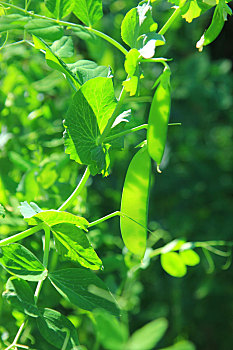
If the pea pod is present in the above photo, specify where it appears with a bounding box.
[147,68,171,172]
[120,145,151,258]
[196,0,232,51]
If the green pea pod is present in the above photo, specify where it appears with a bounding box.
[196,0,232,51]
[120,145,151,258]
[147,68,171,172]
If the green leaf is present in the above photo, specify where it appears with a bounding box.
[126,318,168,350]
[52,223,102,270]
[120,145,151,258]
[125,49,140,77]
[25,19,64,41]
[2,277,39,317]
[180,249,200,266]
[37,308,79,350]
[64,77,116,176]
[123,76,139,96]
[0,204,5,218]
[94,309,128,350]
[0,243,47,281]
[45,0,74,19]
[121,2,158,48]
[147,68,171,170]
[196,0,232,51]
[73,0,103,26]
[161,252,187,278]
[159,340,196,350]
[25,209,89,229]
[0,14,29,32]
[19,201,42,219]
[72,25,95,40]
[67,60,111,85]
[50,36,74,58]
[49,268,120,316]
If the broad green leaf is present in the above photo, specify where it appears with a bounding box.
[52,223,102,270]
[68,60,111,85]
[0,14,29,32]
[125,49,140,76]
[72,25,95,40]
[49,268,120,316]
[19,201,42,219]
[25,209,89,229]
[159,340,196,350]
[120,145,151,258]
[180,249,200,266]
[25,19,64,41]
[0,203,5,218]
[123,76,138,96]
[196,0,232,51]
[94,310,128,350]
[161,252,187,278]
[73,0,103,26]
[37,308,79,349]
[0,243,47,281]
[51,36,74,58]
[182,0,202,22]
[3,277,39,317]
[126,318,168,350]
[64,77,116,176]
[121,2,158,48]
[45,0,74,19]
[147,68,171,170]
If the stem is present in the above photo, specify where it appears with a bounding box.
[58,166,91,211]
[5,321,28,350]
[0,1,128,55]
[158,7,181,36]
[34,280,43,303]
[0,223,44,246]
[140,57,172,63]
[43,225,50,267]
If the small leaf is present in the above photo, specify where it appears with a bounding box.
[25,19,64,41]
[3,277,39,317]
[126,318,168,350]
[73,0,103,26]
[68,59,111,85]
[120,145,151,258]
[123,76,138,96]
[0,243,47,281]
[49,268,120,316]
[72,25,95,40]
[0,203,5,218]
[160,340,196,350]
[125,49,140,76]
[0,14,29,32]
[180,249,200,266]
[161,252,187,278]
[19,201,42,219]
[51,36,74,58]
[45,0,74,19]
[37,308,79,350]
[52,223,102,270]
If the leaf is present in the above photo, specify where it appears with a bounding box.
[180,249,200,266]
[0,243,47,281]
[51,36,74,58]
[182,0,202,23]
[94,309,128,350]
[2,277,39,317]
[126,318,168,350]
[37,308,79,350]
[0,14,29,32]
[125,49,140,76]
[0,203,5,218]
[121,2,158,48]
[68,59,111,85]
[120,145,151,258]
[72,25,95,40]
[19,201,42,219]
[123,76,139,96]
[45,0,74,19]
[49,268,120,316]
[161,252,187,278]
[64,77,116,176]
[73,0,103,26]
[52,223,102,270]
[159,340,196,350]
[25,19,64,41]
[138,32,165,59]
[25,209,89,229]
[147,68,171,170]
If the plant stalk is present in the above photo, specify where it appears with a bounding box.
[158,7,181,36]
[0,223,44,246]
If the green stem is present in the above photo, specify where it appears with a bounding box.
[158,7,181,36]
[0,1,127,55]
[58,166,91,211]
[5,320,28,350]
[140,57,172,63]
[43,225,50,267]
[0,223,44,246]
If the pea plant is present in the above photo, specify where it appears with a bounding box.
[0,0,232,349]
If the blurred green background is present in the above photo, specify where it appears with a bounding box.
[0,0,232,349]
